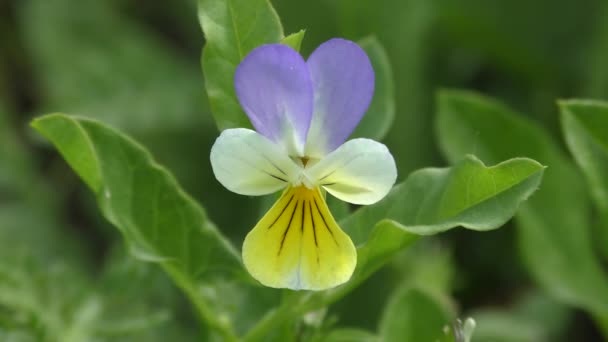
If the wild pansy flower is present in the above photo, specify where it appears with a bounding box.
[210,38,397,291]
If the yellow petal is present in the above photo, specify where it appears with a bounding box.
[242,186,357,290]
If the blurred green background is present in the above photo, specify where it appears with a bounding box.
[1,0,607,340]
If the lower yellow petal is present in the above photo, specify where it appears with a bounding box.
[242,186,357,290]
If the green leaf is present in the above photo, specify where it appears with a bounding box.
[470,292,571,342]
[379,286,454,342]
[436,90,608,319]
[31,113,245,341]
[281,30,306,51]
[471,311,544,342]
[352,36,395,141]
[243,156,542,341]
[344,155,544,243]
[199,0,284,130]
[560,100,608,259]
[560,100,608,214]
[436,0,592,86]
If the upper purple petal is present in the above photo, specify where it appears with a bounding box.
[234,44,313,155]
[304,38,375,157]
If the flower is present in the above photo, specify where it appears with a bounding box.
[210,38,397,291]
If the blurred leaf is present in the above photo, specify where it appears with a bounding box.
[321,328,379,342]
[390,241,455,295]
[560,100,608,210]
[0,231,195,342]
[0,329,36,342]
[20,0,205,133]
[471,311,544,342]
[31,113,246,340]
[436,90,608,321]
[0,110,53,209]
[436,0,596,86]
[199,0,284,130]
[560,100,608,259]
[583,3,608,98]
[281,30,306,51]
[0,222,112,342]
[0,255,98,342]
[468,292,570,342]
[352,36,395,141]
[244,156,542,340]
[379,286,453,342]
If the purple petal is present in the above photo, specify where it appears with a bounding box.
[305,38,375,157]
[234,44,313,155]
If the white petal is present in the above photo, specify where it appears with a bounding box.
[210,128,302,196]
[305,138,397,205]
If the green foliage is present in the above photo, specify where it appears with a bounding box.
[470,292,570,342]
[30,112,541,340]
[379,287,453,342]
[31,114,251,341]
[241,156,542,340]
[437,90,608,324]
[199,0,284,130]
[560,100,608,241]
[561,100,608,262]
[20,0,204,133]
[1,108,197,341]
[344,156,543,242]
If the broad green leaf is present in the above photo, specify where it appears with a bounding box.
[20,0,205,133]
[243,156,542,340]
[31,114,245,340]
[199,0,284,130]
[281,30,306,51]
[0,256,98,342]
[352,36,395,141]
[379,286,454,342]
[436,90,608,319]
[321,328,379,342]
[560,100,608,259]
[343,155,544,243]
